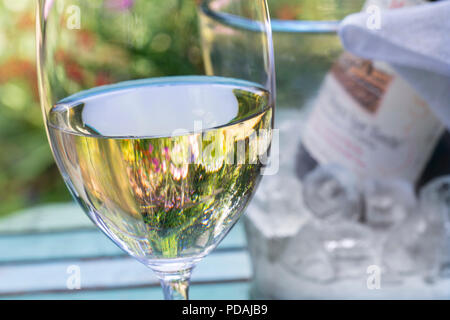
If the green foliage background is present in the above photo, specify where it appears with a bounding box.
[0,0,202,217]
[0,1,65,216]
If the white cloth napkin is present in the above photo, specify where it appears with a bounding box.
[338,0,450,128]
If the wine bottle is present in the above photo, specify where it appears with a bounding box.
[296,0,445,187]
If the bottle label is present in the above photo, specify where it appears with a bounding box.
[302,53,444,182]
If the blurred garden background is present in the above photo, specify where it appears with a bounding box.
[0,0,202,217]
[0,0,354,218]
[0,0,59,217]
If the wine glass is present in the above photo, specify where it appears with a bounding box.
[36,0,275,300]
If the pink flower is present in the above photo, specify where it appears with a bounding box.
[152,158,160,172]
[163,147,170,161]
[44,0,55,19]
[105,0,135,11]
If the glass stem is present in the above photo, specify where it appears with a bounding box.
[156,268,192,300]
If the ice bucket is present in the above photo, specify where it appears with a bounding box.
[199,0,450,299]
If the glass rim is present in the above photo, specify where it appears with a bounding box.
[50,76,273,140]
[200,1,340,34]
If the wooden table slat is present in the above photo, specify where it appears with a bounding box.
[0,204,94,234]
[2,281,251,300]
[0,203,252,300]
[0,249,251,296]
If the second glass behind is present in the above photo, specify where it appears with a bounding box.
[201,0,450,299]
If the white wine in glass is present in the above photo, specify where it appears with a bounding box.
[36,0,275,300]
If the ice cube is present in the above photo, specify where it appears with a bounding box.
[245,172,307,263]
[420,175,450,233]
[319,222,377,278]
[382,210,445,277]
[244,214,292,263]
[253,172,304,229]
[270,114,305,174]
[280,223,335,283]
[363,179,416,229]
[319,222,375,260]
[302,164,362,223]
[420,176,450,278]
[438,239,450,279]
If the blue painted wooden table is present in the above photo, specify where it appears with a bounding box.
[0,203,252,300]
